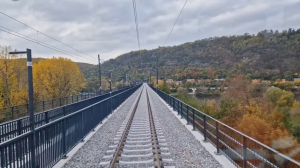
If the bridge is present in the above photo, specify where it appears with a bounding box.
[0,84,300,168]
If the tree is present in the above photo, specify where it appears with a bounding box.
[294,80,300,86]
[264,87,294,108]
[33,57,86,100]
[236,114,289,146]
[0,46,27,107]
[291,100,300,116]
[222,74,252,106]
[284,71,294,81]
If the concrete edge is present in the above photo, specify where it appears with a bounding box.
[53,86,143,168]
[147,86,236,168]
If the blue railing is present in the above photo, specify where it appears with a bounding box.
[0,85,135,143]
[149,85,300,168]
[0,84,141,168]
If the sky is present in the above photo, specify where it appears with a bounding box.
[0,0,300,64]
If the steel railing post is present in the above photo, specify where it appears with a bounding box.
[243,136,247,167]
[92,106,96,131]
[17,119,22,135]
[173,97,175,110]
[186,105,189,125]
[215,122,221,155]
[81,110,85,142]
[180,102,183,118]
[62,106,67,158]
[192,108,195,130]
[45,111,49,123]
[203,115,207,142]
[177,100,180,115]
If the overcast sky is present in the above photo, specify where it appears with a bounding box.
[0,0,300,64]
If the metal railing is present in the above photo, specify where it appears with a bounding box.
[0,84,141,168]
[0,85,135,143]
[0,87,125,123]
[149,85,300,168]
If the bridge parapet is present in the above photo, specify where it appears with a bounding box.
[149,84,300,168]
[0,84,141,168]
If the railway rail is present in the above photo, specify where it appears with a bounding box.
[100,86,174,168]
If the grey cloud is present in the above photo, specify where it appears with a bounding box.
[0,0,300,64]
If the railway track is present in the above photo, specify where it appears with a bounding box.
[100,86,174,168]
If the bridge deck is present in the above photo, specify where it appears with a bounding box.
[56,84,231,168]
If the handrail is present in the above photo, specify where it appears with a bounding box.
[0,84,142,168]
[149,84,300,167]
[0,86,126,123]
[0,85,136,143]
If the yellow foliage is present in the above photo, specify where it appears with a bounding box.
[158,80,164,89]
[0,46,27,107]
[294,80,300,86]
[236,114,290,146]
[291,100,300,116]
[33,57,86,100]
[150,76,164,88]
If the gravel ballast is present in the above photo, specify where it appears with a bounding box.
[62,87,142,168]
[147,85,223,168]
[62,84,223,168]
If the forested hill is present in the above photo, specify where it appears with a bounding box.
[100,28,300,81]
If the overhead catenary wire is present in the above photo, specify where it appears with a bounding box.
[0,12,95,60]
[163,0,188,45]
[0,26,88,62]
[131,0,142,68]
[0,28,88,62]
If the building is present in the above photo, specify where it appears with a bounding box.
[186,79,195,83]
[214,79,225,82]
[166,79,174,83]
[252,79,260,83]
[175,81,183,85]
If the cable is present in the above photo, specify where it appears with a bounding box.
[0,28,88,62]
[163,0,187,45]
[0,25,88,61]
[132,0,141,68]
[0,12,95,60]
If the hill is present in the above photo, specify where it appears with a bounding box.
[83,28,300,82]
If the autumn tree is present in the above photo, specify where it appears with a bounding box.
[222,74,252,106]
[33,57,86,100]
[236,114,290,146]
[0,46,27,107]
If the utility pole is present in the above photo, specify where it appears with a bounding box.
[98,54,101,95]
[109,70,112,113]
[156,55,158,93]
[9,49,35,168]
[125,72,128,86]
[109,71,112,92]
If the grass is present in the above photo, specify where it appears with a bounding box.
[291,115,300,127]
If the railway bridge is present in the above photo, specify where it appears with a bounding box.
[0,84,300,168]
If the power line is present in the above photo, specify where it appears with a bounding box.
[132,0,142,67]
[0,12,95,60]
[0,25,88,62]
[0,28,88,62]
[163,0,188,45]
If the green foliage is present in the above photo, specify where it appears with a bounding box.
[264,87,294,108]
[160,83,170,94]
[80,28,300,82]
